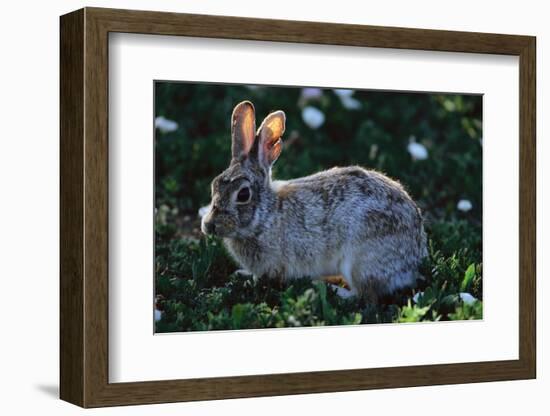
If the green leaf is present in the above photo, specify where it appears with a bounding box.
[461,263,476,292]
[397,300,431,323]
[231,304,245,329]
[449,300,483,320]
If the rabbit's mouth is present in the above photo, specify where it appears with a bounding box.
[201,217,235,238]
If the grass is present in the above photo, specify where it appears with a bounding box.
[155,214,482,332]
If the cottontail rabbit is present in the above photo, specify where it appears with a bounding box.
[201,101,427,301]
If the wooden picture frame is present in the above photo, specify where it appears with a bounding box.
[60,7,536,408]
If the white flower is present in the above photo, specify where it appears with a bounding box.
[302,106,325,129]
[154,308,163,322]
[333,89,354,98]
[198,205,211,218]
[340,96,362,110]
[407,140,428,161]
[459,292,478,305]
[155,116,178,133]
[457,199,473,212]
[301,87,323,100]
[414,291,478,306]
[333,89,362,110]
[287,315,301,327]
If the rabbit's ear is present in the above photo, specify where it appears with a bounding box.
[257,110,285,168]
[231,101,256,160]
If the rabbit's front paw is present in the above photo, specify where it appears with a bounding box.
[235,268,253,277]
[234,268,260,283]
[332,285,358,299]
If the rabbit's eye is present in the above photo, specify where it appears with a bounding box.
[236,187,251,204]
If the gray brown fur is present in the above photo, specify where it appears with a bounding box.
[201,101,428,300]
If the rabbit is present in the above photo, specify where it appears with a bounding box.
[201,100,428,301]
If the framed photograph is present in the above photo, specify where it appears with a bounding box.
[60,7,536,408]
